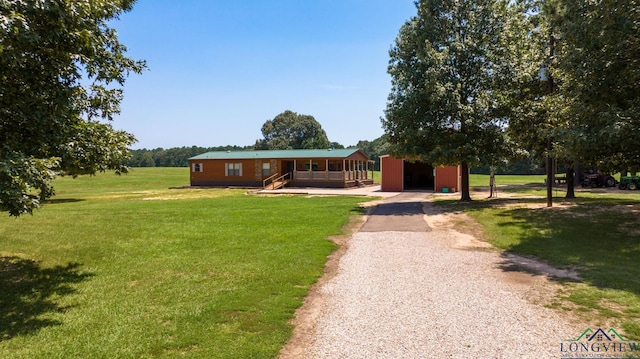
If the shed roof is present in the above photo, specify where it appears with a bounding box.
[189,148,367,160]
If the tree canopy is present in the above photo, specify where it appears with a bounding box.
[552,0,640,173]
[0,0,145,216]
[255,110,331,150]
[506,0,640,199]
[383,0,518,200]
[385,0,640,201]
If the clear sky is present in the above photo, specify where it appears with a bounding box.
[111,0,417,149]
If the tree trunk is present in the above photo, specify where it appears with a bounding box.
[460,161,472,201]
[565,164,575,199]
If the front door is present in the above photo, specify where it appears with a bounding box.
[283,161,294,176]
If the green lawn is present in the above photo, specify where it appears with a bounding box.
[373,170,380,184]
[469,173,546,187]
[0,168,370,358]
[434,188,640,340]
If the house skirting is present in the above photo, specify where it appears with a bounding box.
[190,178,374,188]
[190,180,261,187]
[290,179,374,188]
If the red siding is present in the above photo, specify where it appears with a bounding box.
[380,155,461,193]
[435,166,461,192]
[381,156,404,192]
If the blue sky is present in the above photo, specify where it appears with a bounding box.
[112,0,417,149]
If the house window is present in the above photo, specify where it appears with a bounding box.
[225,163,242,177]
[328,161,342,171]
[304,162,319,171]
[262,162,270,177]
[192,163,203,172]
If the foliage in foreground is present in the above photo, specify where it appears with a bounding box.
[0,168,368,358]
[0,1,144,216]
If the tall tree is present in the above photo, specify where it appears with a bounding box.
[255,110,331,150]
[503,0,567,202]
[509,0,640,202]
[553,0,640,173]
[0,0,145,216]
[383,0,517,201]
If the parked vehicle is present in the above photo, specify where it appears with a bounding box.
[618,175,640,190]
[581,172,617,188]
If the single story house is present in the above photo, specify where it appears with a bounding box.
[380,155,461,193]
[189,149,374,188]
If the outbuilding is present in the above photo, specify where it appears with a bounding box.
[380,155,461,193]
[189,149,374,189]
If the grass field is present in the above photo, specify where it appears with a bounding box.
[469,173,547,187]
[3,168,640,356]
[434,186,640,340]
[0,168,371,358]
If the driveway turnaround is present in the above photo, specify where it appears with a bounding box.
[360,193,430,233]
[282,192,583,358]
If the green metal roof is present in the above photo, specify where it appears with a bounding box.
[189,148,364,160]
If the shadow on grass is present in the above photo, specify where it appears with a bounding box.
[44,198,85,205]
[434,196,640,294]
[369,201,425,216]
[0,256,93,341]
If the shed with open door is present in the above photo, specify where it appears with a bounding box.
[380,155,461,193]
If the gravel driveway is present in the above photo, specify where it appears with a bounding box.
[281,192,583,358]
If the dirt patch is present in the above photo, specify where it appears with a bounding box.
[423,202,583,281]
[614,203,640,213]
[423,203,492,250]
[142,189,241,201]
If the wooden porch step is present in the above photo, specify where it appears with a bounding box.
[268,180,290,190]
[263,172,292,190]
[271,181,284,190]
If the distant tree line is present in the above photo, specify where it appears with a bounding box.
[128,110,546,173]
[128,110,394,170]
[127,140,387,169]
[128,137,545,174]
[128,145,253,167]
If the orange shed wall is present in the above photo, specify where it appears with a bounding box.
[435,166,461,192]
[381,156,404,192]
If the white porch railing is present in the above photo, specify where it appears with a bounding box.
[293,170,370,181]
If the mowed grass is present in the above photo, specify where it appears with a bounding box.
[469,173,546,187]
[0,168,370,358]
[436,184,640,340]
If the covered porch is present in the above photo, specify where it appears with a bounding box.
[280,158,375,188]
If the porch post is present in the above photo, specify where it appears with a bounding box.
[355,160,358,179]
[342,159,346,181]
[325,159,329,180]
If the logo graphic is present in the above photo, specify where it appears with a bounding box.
[560,327,640,358]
